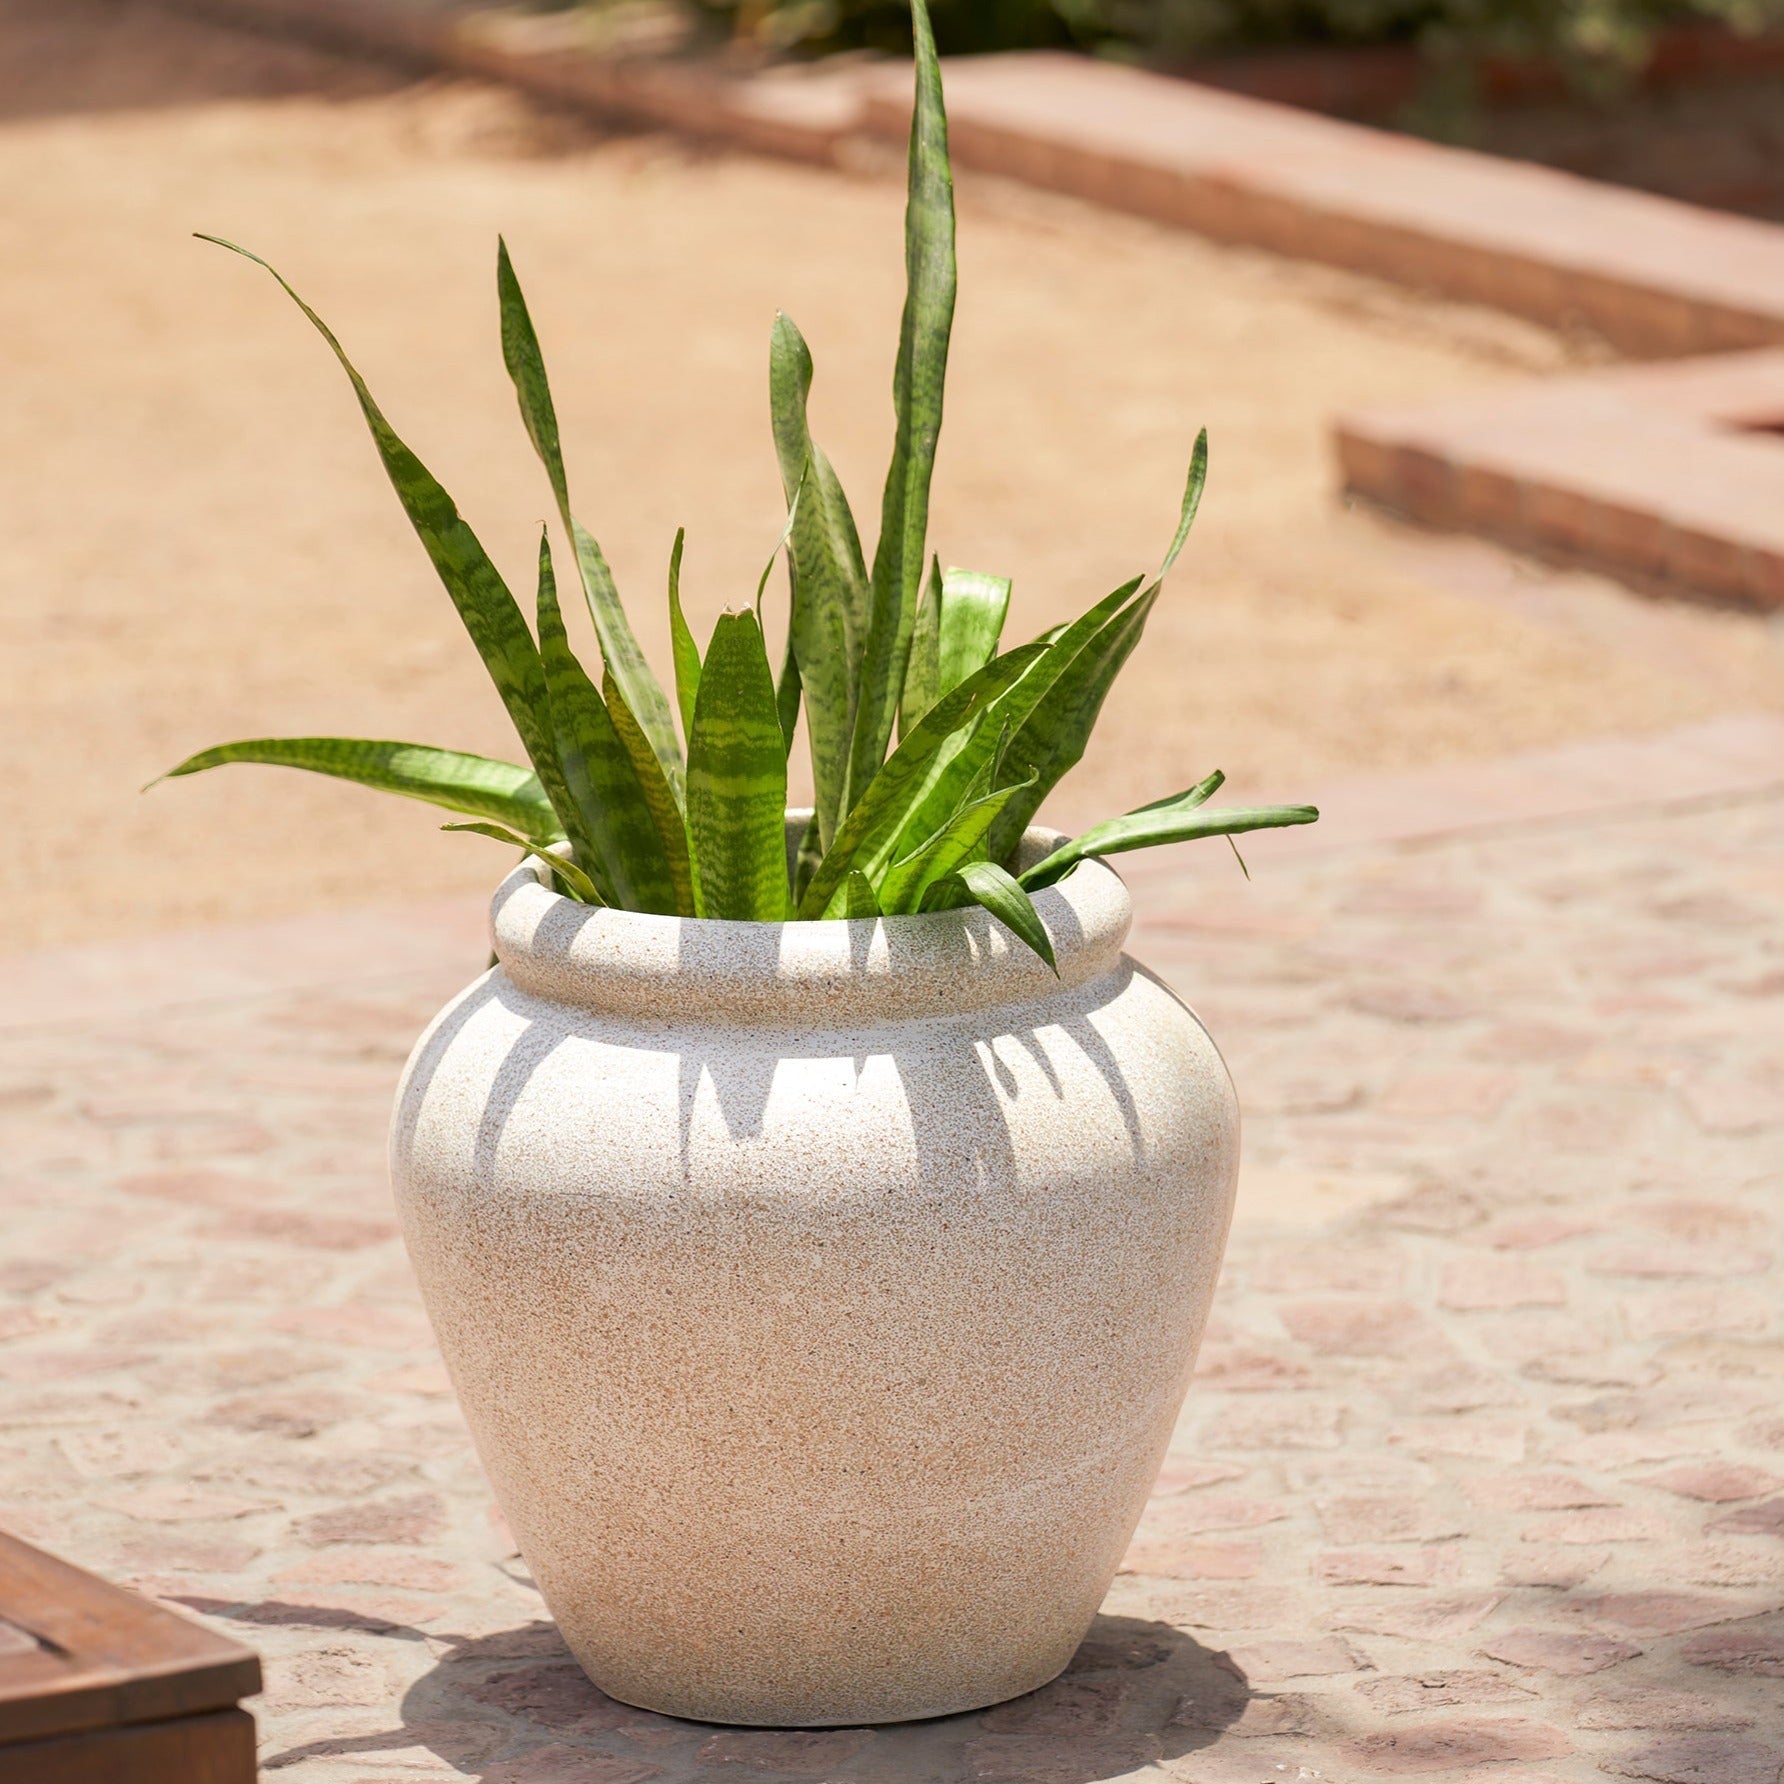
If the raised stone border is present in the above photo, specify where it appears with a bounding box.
[170,2,1784,354]
[163,0,1784,608]
[1337,350,1784,609]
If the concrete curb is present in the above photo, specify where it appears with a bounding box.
[1338,350,1784,610]
[162,0,1784,606]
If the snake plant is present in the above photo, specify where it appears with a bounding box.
[157,0,1316,969]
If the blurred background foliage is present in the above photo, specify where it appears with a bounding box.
[671,0,1784,90]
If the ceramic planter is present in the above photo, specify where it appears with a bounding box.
[389,825,1239,1727]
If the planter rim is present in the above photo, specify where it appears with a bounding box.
[489,818,1132,1028]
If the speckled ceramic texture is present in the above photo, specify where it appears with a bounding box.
[389,825,1240,1728]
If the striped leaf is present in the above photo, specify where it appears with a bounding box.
[686,610,791,921]
[667,528,701,744]
[983,585,1158,865]
[888,575,1145,864]
[198,237,576,840]
[776,631,802,760]
[839,871,883,920]
[535,532,681,914]
[605,671,697,916]
[769,312,870,843]
[1020,795,1320,892]
[974,435,1205,862]
[496,239,684,801]
[875,773,1034,916]
[791,809,824,906]
[156,737,561,839]
[924,860,1056,973]
[799,639,1047,920]
[848,0,956,803]
[898,557,942,739]
[934,568,1011,704]
[1160,428,1209,581]
[443,822,604,904]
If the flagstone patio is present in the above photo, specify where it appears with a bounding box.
[2,727,1779,1784]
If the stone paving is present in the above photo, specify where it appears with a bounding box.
[1,770,1781,1782]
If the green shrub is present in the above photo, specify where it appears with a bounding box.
[692,0,1783,84]
[157,0,1316,966]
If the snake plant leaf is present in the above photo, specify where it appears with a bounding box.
[155,737,562,839]
[686,610,791,922]
[839,871,883,920]
[443,822,604,904]
[535,532,681,913]
[799,639,1047,920]
[776,631,802,759]
[983,584,1159,865]
[496,239,684,800]
[924,860,1056,973]
[848,0,956,804]
[935,568,1012,704]
[889,574,1145,863]
[975,436,1205,864]
[1159,428,1209,581]
[791,809,823,905]
[197,236,576,836]
[604,670,697,916]
[1020,799,1320,892]
[667,528,701,744]
[899,556,942,740]
[1130,768,1224,815]
[875,773,1034,916]
[769,312,870,841]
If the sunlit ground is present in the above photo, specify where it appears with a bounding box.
[3,0,1778,950]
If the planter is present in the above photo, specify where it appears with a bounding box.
[390,824,1239,1727]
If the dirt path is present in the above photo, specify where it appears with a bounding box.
[2,0,1776,952]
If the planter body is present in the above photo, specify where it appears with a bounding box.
[390,834,1239,1726]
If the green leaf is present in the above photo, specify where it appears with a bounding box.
[925,860,1056,973]
[776,629,802,760]
[983,585,1158,864]
[197,237,577,839]
[798,639,1048,920]
[496,238,684,802]
[1160,428,1209,581]
[934,567,1011,702]
[605,671,697,916]
[686,610,791,921]
[875,773,1034,915]
[154,737,562,838]
[898,557,942,739]
[847,0,957,804]
[1130,768,1224,814]
[975,437,1205,862]
[791,808,823,905]
[838,871,883,920]
[769,312,870,846]
[443,822,604,904]
[667,528,701,745]
[889,575,1144,864]
[1020,799,1320,892]
[535,531,681,914]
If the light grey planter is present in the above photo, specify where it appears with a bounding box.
[389,826,1239,1727]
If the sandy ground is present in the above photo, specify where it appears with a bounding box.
[3,0,1779,953]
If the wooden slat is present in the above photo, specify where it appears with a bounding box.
[0,1531,260,1746]
[4,1707,256,1784]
